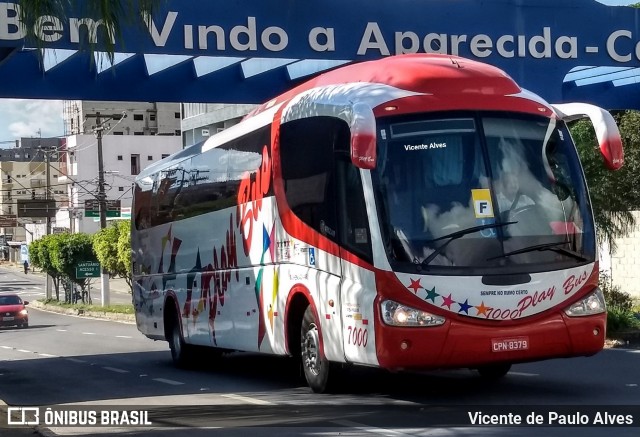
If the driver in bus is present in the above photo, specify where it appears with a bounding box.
[496,170,534,212]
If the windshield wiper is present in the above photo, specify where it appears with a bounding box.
[421,221,517,267]
[487,241,588,262]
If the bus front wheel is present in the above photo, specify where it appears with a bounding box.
[301,306,338,393]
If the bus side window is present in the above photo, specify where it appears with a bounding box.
[280,117,341,242]
[336,159,373,263]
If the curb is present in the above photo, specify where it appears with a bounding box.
[29,300,136,324]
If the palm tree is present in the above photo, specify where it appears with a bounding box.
[16,0,160,63]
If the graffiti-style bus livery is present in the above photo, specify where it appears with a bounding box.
[132,54,623,392]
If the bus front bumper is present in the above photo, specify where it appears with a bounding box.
[374,311,606,371]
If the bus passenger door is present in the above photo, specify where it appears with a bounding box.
[336,158,379,366]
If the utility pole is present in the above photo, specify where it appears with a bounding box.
[44,147,52,299]
[95,112,110,307]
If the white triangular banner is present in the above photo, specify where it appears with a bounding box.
[42,49,77,72]
[144,54,193,76]
[286,59,351,80]
[193,56,245,77]
[94,52,136,74]
[241,58,298,79]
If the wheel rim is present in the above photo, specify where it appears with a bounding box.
[302,323,321,376]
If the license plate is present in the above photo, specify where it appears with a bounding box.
[491,336,529,352]
[2,316,14,322]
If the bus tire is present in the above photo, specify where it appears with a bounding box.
[301,306,339,393]
[168,315,194,368]
[476,363,512,379]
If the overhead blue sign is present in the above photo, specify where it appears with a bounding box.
[0,0,639,107]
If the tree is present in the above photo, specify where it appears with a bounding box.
[50,233,97,297]
[93,220,132,292]
[17,0,159,62]
[571,110,640,252]
[28,234,65,300]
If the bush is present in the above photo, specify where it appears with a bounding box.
[607,306,640,334]
[599,271,634,311]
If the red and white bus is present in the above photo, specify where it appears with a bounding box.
[132,54,623,393]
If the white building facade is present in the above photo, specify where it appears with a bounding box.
[55,101,183,235]
[56,134,182,234]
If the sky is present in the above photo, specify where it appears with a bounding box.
[0,99,64,145]
[0,0,636,143]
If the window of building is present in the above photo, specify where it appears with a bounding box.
[162,154,169,159]
[119,187,124,192]
[131,154,140,175]
[134,131,144,135]
[113,131,124,135]
[175,129,181,135]
[133,114,143,121]
[148,155,153,161]
[149,113,156,121]
[117,155,123,161]
[174,112,180,119]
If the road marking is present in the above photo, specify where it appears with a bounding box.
[81,332,97,335]
[116,335,132,339]
[56,329,68,332]
[152,378,184,386]
[509,372,538,377]
[33,287,41,290]
[0,346,11,349]
[17,349,31,353]
[103,367,129,374]
[332,419,416,436]
[221,394,274,405]
[66,358,87,364]
[39,353,58,358]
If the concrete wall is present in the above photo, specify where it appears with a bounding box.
[602,211,640,299]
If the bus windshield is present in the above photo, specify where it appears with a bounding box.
[372,112,595,275]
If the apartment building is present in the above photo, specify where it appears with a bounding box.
[0,138,65,246]
[57,101,183,234]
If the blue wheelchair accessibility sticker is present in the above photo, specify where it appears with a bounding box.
[308,248,316,266]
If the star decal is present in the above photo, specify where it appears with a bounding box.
[408,278,422,294]
[425,287,439,303]
[457,299,472,314]
[475,301,490,317]
[440,293,454,309]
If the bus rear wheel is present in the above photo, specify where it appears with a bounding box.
[476,363,512,379]
[168,315,195,368]
[301,306,338,393]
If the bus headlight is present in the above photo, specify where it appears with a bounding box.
[381,300,445,327]
[564,288,606,317]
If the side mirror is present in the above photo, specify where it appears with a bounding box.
[350,102,377,169]
[24,301,29,306]
[552,182,571,201]
[551,103,623,171]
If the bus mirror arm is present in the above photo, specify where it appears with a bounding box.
[551,103,624,171]
[350,102,377,170]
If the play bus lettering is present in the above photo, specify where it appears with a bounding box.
[132,54,623,393]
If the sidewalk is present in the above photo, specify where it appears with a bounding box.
[0,262,133,304]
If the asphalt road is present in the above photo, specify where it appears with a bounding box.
[0,273,639,436]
